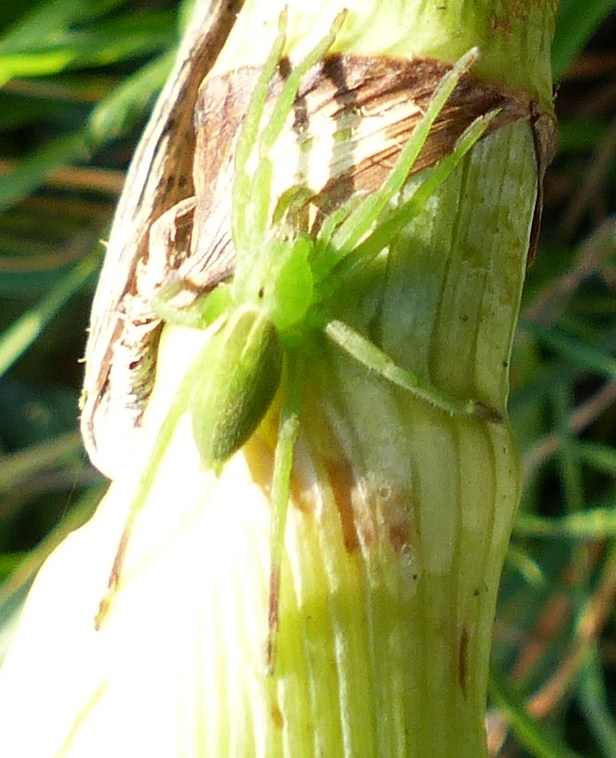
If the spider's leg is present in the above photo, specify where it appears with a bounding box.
[257,12,345,158]
[247,12,346,251]
[234,11,345,255]
[94,344,208,628]
[329,48,480,260]
[310,194,364,271]
[152,281,233,330]
[272,185,315,227]
[329,109,499,284]
[324,319,502,423]
[267,344,303,674]
[232,14,287,253]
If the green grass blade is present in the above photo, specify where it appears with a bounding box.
[552,0,616,79]
[515,508,616,539]
[0,252,98,377]
[579,645,616,757]
[87,50,174,145]
[0,15,173,77]
[0,130,86,211]
[489,667,582,758]
[0,0,127,50]
[522,320,616,381]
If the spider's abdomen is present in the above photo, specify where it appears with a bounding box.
[190,306,283,470]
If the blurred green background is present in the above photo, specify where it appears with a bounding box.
[0,1,614,756]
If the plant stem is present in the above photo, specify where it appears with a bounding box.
[0,2,558,756]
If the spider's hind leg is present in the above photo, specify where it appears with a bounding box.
[324,319,503,423]
[266,345,304,674]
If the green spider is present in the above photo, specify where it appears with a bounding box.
[96,12,501,670]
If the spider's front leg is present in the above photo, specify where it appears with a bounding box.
[314,89,504,424]
[94,336,200,629]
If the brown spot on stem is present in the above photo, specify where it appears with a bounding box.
[266,564,281,675]
[325,458,362,552]
[458,626,470,698]
[389,521,411,553]
[376,484,413,553]
[270,701,284,730]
